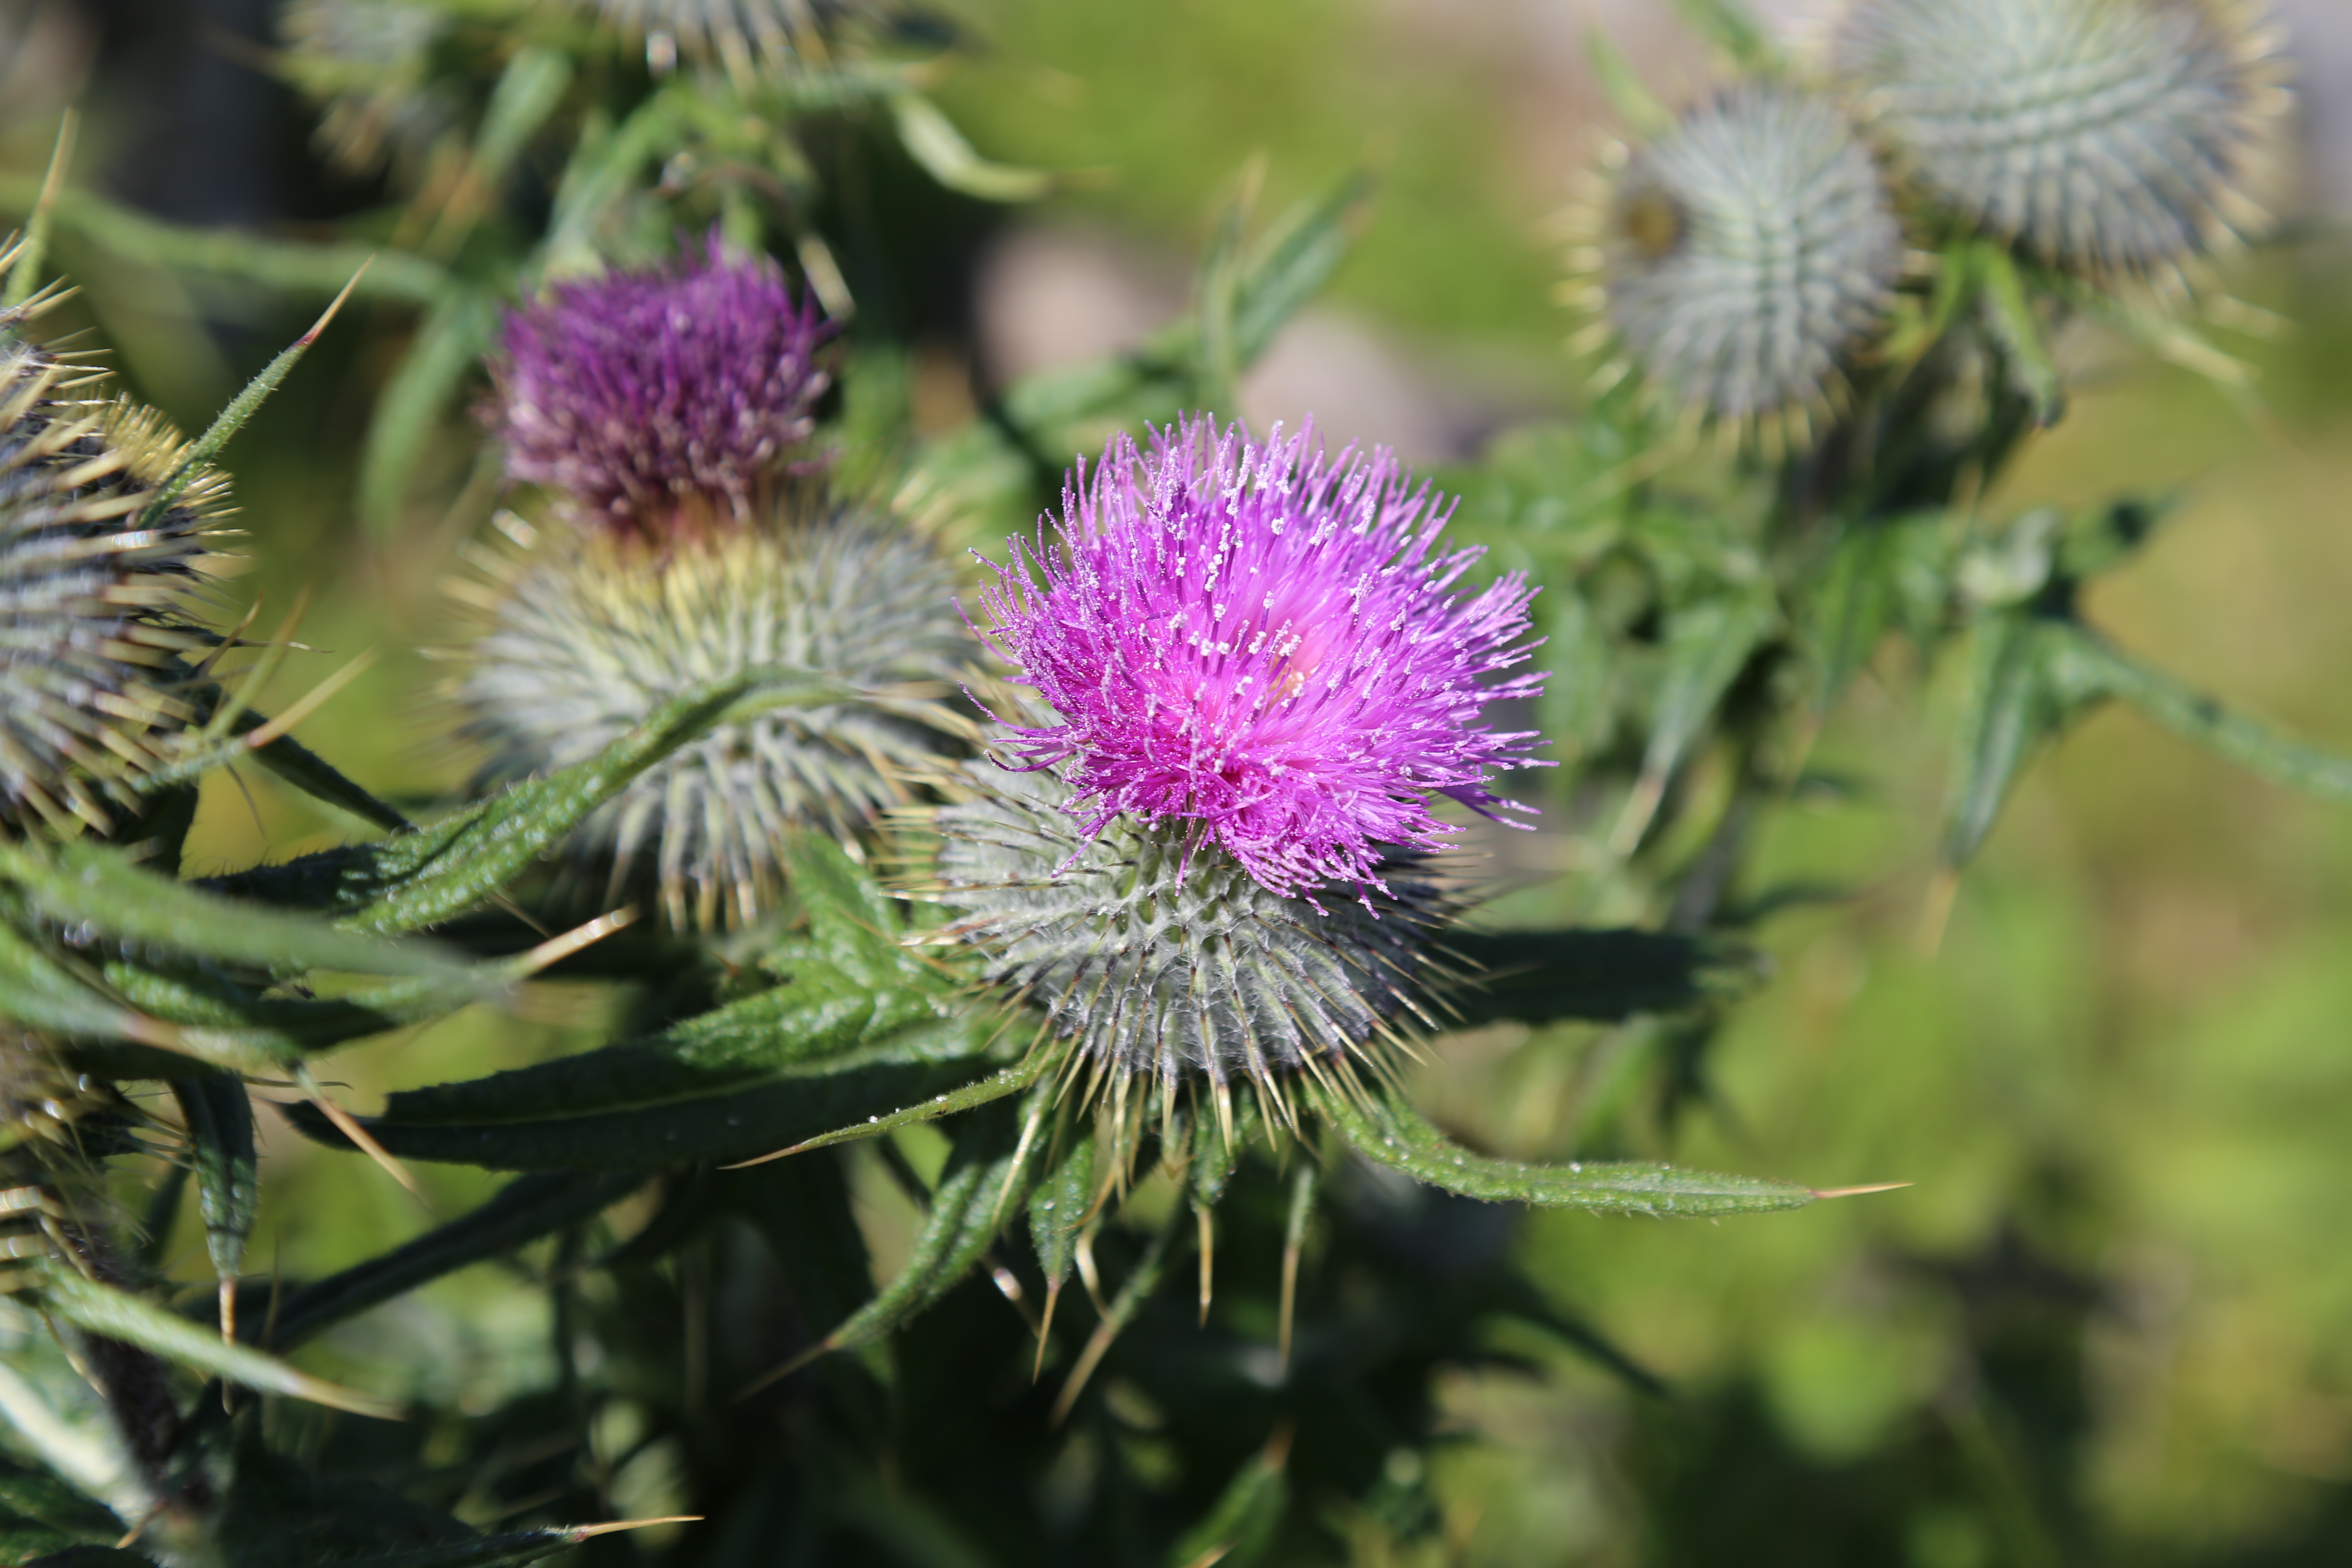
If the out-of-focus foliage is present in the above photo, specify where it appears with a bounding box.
[0,0,2347,1562]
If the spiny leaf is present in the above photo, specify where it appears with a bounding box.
[0,922,173,1047]
[1229,168,1377,377]
[1445,927,1768,1027]
[134,265,365,532]
[172,1073,257,1288]
[1613,579,1782,852]
[0,839,469,981]
[1806,509,1959,708]
[751,1080,1057,1387]
[255,1172,644,1353]
[35,1270,397,1418]
[201,667,855,929]
[282,963,997,1170]
[1,112,75,312]
[1027,1124,1096,1298]
[1317,1085,1816,1216]
[104,961,503,1064]
[1942,611,2099,867]
[1973,244,2064,427]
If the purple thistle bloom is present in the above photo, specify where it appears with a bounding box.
[973,416,1547,904]
[486,232,834,528]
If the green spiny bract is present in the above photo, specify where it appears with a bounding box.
[453,499,974,930]
[1828,0,2285,281]
[1577,80,1904,444]
[0,319,229,837]
[922,765,1444,1113]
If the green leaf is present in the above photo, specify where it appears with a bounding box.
[889,92,1054,202]
[1027,1125,1096,1297]
[242,722,411,834]
[0,839,470,981]
[0,1452,122,1548]
[1806,509,1958,707]
[257,1172,643,1353]
[0,922,172,1047]
[1615,577,1781,851]
[282,964,999,1169]
[34,1270,397,1417]
[358,287,499,535]
[1227,169,1377,372]
[472,46,573,187]
[1941,611,2098,867]
[0,175,448,302]
[797,1084,1054,1363]
[104,959,508,1063]
[204,667,855,930]
[1162,1442,1289,1568]
[172,1073,257,1287]
[1444,927,1768,1028]
[1317,1086,1816,1215]
[1583,25,1671,138]
[1973,244,2065,427]
[1665,0,1777,70]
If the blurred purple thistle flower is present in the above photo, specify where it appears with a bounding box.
[973,416,1548,906]
[486,232,834,529]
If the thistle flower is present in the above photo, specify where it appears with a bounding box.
[1574,81,1905,439]
[483,234,834,531]
[0,320,228,837]
[455,501,973,930]
[922,418,1544,1105]
[1828,0,2285,279]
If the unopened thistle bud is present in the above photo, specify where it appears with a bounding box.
[1575,81,1905,442]
[0,315,228,837]
[460,239,966,930]
[922,418,1546,1108]
[1828,0,2286,280]
[456,504,973,930]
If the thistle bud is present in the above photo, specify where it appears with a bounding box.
[0,316,228,837]
[1577,81,1905,441]
[1828,0,2286,280]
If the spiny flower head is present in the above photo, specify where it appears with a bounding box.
[1828,0,2286,279]
[0,317,229,837]
[923,763,1443,1104]
[484,234,835,531]
[573,0,879,79]
[454,499,972,930]
[971,417,1546,906]
[1577,81,1904,438]
[279,0,458,177]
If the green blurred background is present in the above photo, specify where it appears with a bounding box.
[12,0,2352,1559]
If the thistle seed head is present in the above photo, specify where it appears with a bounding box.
[971,416,1547,910]
[1828,0,2286,279]
[1582,81,1905,438]
[925,765,1444,1102]
[484,233,836,533]
[454,499,974,930]
[0,324,229,837]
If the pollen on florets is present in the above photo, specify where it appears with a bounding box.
[0,314,230,837]
[452,497,974,930]
[1827,0,2287,282]
[484,233,835,531]
[1572,80,1905,441]
[969,416,1547,910]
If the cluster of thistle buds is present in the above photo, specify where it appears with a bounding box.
[1569,0,2288,444]
[458,232,974,931]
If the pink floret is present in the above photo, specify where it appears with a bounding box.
[486,231,834,527]
[973,416,1549,906]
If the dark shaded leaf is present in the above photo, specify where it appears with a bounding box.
[1445,927,1767,1027]
[172,1072,257,1286]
